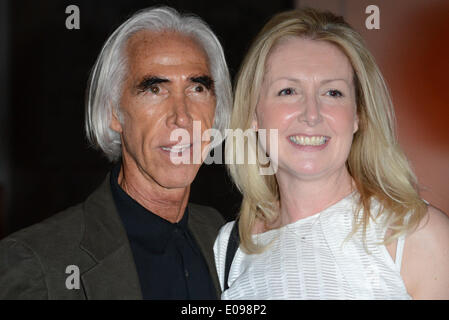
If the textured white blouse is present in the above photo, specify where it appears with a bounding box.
[214,193,412,300]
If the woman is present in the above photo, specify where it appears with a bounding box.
[214,8,449,299]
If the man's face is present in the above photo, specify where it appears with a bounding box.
[110,31,216,189]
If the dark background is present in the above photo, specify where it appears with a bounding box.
[0,0,294,238]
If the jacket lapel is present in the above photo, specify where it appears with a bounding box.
[79,174,142,299]
[81,244,142,299]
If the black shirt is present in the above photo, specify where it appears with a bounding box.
[110,164,216,299]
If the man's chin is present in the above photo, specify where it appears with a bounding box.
[154,172,198,190]
[157,181,194,190]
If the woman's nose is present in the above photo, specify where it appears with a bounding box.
[297,95,323,126]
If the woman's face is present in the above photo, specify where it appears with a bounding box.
[255,37,358,181]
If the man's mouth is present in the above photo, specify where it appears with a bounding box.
[288,135,330,146]
[161,143,192,153]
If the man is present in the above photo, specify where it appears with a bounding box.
[0,6,232,299]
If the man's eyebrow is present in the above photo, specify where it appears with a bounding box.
[136,76,169,91]
[190,75,214,90]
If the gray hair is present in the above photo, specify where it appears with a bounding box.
[85,6,232,162]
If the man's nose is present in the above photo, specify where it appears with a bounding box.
[297,94,323,126]
[167,94,193,128]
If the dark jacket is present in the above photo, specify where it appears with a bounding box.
[0,175,225,299]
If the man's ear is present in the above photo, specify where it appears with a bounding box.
[110,109,123,133]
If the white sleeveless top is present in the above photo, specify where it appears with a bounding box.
[214,193,412,300]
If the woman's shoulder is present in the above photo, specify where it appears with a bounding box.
[417,205,449,233]
[402,205,449,299]
[406,205,449,256]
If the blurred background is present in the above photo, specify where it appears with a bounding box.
[0,0,448,238]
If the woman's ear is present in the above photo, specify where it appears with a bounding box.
[353,112,359,134]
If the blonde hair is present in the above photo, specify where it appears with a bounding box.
[227,8,427,253]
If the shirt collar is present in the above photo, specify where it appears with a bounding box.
[109,163,189,253]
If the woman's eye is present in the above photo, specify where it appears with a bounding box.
[278,88,295,96]
[326,89,343,97]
